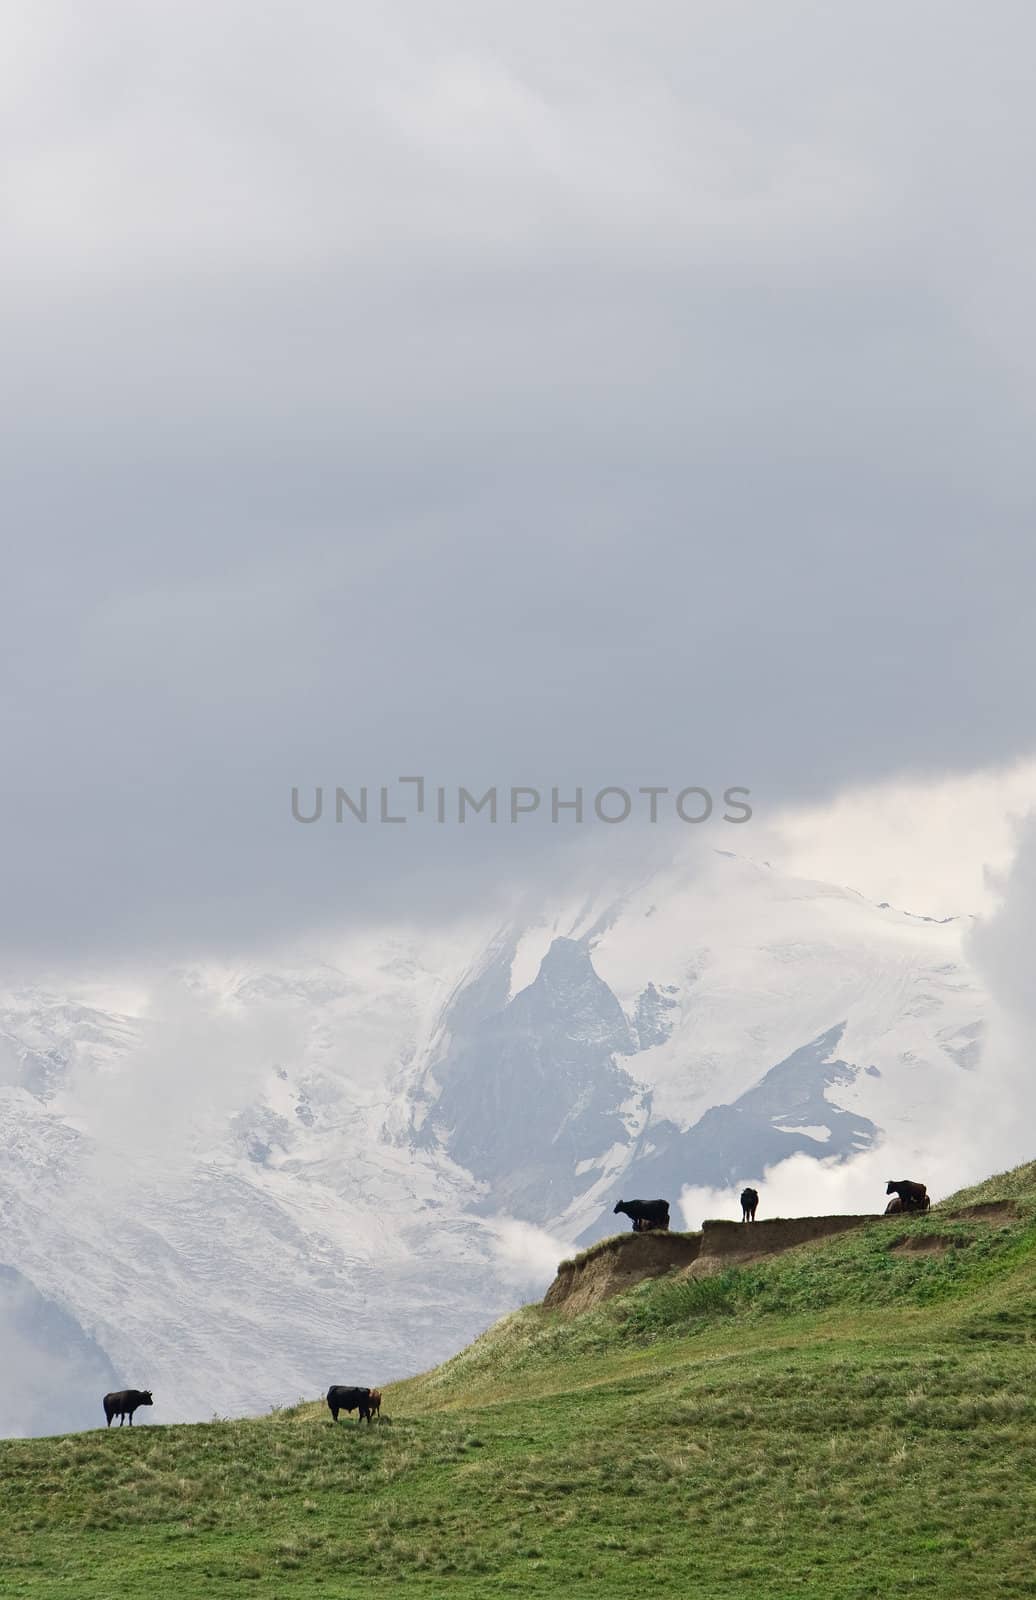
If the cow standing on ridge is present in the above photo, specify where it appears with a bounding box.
[740,1187,759,1222]
[614,1198,670,1233]
[103,1390,153,1427]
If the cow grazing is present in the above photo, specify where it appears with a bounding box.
[369,1388,382,1419]
[614,1198,670,1233]
[884,1196,904,1215]
[103,1390,153,1428]
[740,1187,759,1223]
[327,1385,372,1424]
[886,1180,930,1213]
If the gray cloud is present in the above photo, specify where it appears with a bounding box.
[3,1,1036,963]
[964,812,1036,1172]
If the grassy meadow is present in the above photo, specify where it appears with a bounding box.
[2,1161,1034,1598]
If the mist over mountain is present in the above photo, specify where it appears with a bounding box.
[0,851,987,1435]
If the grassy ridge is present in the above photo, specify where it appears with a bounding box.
[2,1162,1035,1598]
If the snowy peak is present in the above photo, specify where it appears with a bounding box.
[511,938,636,1054]
[420,937,644,1221]
[600,1022,881,1244]
[0,991,140,1102]
[0,849,991,1434]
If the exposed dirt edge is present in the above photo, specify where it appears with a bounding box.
[685,1214,880,1277]
[940,1201,1019,1222]
[543,1214,880,1314]
[890,1233,969,1255]
[543,1232,702,1317]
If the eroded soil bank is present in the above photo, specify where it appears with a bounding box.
[543,1213,880,1315]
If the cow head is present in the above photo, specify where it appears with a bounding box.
[886,1181,899,1195]
[141,1391,154,1406]
[613,1200,625,1214]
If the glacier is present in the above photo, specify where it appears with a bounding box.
[0,851,987,1435]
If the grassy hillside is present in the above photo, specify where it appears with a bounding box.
[2,1161,1035,1599]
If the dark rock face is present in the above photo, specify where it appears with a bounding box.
[421,938,879,1239]
[633,983,678,1048]
[425,938,641,1222]
[0,1266,119,1437]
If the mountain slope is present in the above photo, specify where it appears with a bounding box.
[1,1159,1033,1599]
[411,853,986,1241]
[0,851,990,1434]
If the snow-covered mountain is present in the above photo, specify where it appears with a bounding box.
[0,851,987,1435]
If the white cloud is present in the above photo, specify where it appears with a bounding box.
[484,1216,573,1286]
[760,759,1036,918]
[679,1142,970,1232]
[678,801,1036,1234]
[959,811,1036,1173]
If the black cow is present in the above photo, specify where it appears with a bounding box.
[740,1187,759,1222]
[327,1385,372,1424]
[614,1198,670,1232]
[103,1389,153,1427]
[886,1180,930,1213]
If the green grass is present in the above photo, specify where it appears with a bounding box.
[3,1160,1036,1598]
[556,1226,701,1270]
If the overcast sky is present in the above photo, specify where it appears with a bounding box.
[3,1,1036,968]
